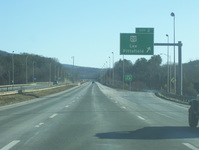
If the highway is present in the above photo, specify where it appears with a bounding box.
[0,82,199,150]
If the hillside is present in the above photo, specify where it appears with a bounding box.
[0,49,101,82]
[0,50,9,56]
[63,64,101,80]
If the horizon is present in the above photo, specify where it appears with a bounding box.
[1,49,198,69]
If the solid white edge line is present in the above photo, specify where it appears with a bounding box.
[1,140,20,150]
[183,143,199,150]
[49,113,58,118]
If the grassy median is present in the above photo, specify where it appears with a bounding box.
[0,84,76,106]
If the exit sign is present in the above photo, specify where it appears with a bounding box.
[120,33,154,55]
[120,28,154,55]
[136,28,154,34]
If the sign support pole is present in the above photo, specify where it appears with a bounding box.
[154,41,183,95]
[178,41,182,96]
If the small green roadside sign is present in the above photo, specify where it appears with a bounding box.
[120,28,154,55]
[125,74,133,81]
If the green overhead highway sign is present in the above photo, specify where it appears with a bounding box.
[120,28,154,55]
[136,28,154,34]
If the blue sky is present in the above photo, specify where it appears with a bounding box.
[0,0,198,68]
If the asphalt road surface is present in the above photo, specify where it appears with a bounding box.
[0,82,199,150]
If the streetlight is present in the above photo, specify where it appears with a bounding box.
[103,63,106,84]
[109,56,111,85]
[171,12,176,94]
[33,61,35,83]
[71,56,74,66]
[49,62,52,83]
[26,56,28,84]
[8,71,10,85]
[71,56,74,82]
[105,61,108,85]
[166,34,170,93]
[123,55,125,90]
[160,52,170,93]
[112,52,114,86]
[109,56,111,68]
[12,51,14,85]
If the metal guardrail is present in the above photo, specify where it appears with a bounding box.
[0,82,74,96]
[0,84,29,92]
[155,90,195,105]
[0,83,51,95]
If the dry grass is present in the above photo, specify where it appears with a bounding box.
[0,85,76,106]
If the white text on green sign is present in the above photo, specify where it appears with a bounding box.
[120,33,154,55]
[125,74,133,81]
[136,28,154,34]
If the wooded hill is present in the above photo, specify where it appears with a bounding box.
[63,64,101,80]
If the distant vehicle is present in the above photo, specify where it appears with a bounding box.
[92,81,95,84]
[53,81,58,85]
[189,95,199,127]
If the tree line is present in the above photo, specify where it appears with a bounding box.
[0,53,69,85]
[98,55,199,97]
[1,51,198,97]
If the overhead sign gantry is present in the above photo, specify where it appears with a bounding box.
[120,27,183,95]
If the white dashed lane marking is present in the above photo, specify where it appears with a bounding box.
[0,140,20,150]
[35,122,44,128]
[137,115,146,121]
[183,143,199,150]
[49,113,58,119]
[121,106,126,109]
